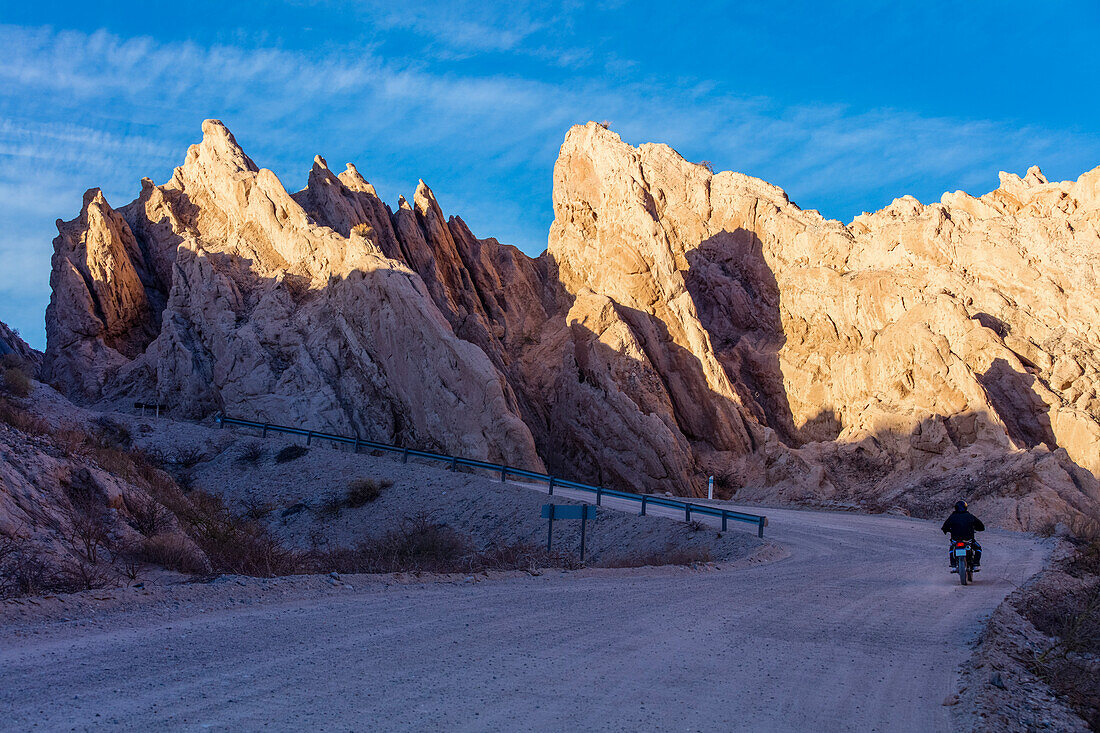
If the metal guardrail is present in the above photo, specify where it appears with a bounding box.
[215,414,768,537]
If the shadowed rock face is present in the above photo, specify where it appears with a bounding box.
[0,320,40,368]
[42,120,1100,528]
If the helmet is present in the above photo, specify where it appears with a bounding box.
[955,500,968,512]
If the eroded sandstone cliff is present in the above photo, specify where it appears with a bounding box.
[42,120,1100,528]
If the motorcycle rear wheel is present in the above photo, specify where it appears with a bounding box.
[959,560,968,586]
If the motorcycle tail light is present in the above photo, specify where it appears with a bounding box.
[956,542,966,547]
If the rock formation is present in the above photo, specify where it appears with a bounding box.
[42,120,1100,528]
[0,320,40,369]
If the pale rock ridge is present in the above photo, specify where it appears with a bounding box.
[42,120,1100,528]
[45,120,541,468]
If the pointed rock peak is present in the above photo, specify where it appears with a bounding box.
[414,179,440,209]
[998,171,1024,189]
[398,195,412,211]
[1024,165,1048,185]
[313,155,329,171]
[186,119,259,174]
[82,188,106,208]
[338,162,375,194]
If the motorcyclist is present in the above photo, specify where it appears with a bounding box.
[942,500,984,570]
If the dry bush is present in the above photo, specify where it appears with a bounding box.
[56,555,116,592]
[275,445,309,463]
[178,490,299,576]
[237,441,265,465]
[307,516,573,575]
[125,494,172,537]
[0,397,49,434]
[0,542,61,597]
[92,416,132,449]
[345,478,392,508]
[0,354,32,397]
[241,496,276,521]
[137,534,208,574]
[175,446,207,469]
[595,545,713,568]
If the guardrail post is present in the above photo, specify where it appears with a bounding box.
[262,423,268,438]
[306,431,313,446]
[354,438,361,454]
[450,456,457,471]
[722,511,728,532]
[640,495,647,516]
[596,486,602,506]
[501,466,507,483]
[548,477,555,496]
[758,518,765,538]
[685,504,691,522]
[402,447,409,464]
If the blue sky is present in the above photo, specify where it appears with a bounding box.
[2,1,1099,349]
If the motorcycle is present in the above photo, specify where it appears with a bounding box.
[951,540,974,585]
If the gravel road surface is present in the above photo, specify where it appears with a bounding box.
[0,504,1045,731]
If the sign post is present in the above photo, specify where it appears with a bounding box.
[708,475,714,500]
[541,504,597,561]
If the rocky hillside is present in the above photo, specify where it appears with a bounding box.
[0,321,40,369]
[42,121,1100,528]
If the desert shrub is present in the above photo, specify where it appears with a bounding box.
[241,496,276,521]
[92,416,132,449]
[699,160,714,173]
[175,446,207,469]
[275,445,309,463]
[237,441,265,465]
[345,478,392,508]
[0,541,61,597]
[595,545,713,569]
[125,494,172,537]
[307,516,571,575]
[56,555,116,592]
[178,490,299,576]
[137,534,208,574]
[0,397,49,434]
[0,354,32,397]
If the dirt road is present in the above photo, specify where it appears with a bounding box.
[0,505,1045,731]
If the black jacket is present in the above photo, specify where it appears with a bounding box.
[942,510,985,541]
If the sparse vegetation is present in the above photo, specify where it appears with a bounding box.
[0,353,33,398]
[1006,514,1100,728]
[345,478,392,508]
[698,160,714,173]
[275,444,309,463]
[237,441,265,465]
[595,545,713,568]
[305,514,569,575]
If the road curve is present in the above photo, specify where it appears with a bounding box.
[0,504,1045,732]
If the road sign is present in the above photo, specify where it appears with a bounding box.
[542,504,597,561]
[540,504,597,520]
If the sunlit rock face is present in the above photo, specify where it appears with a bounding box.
[43,120,1100,528]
